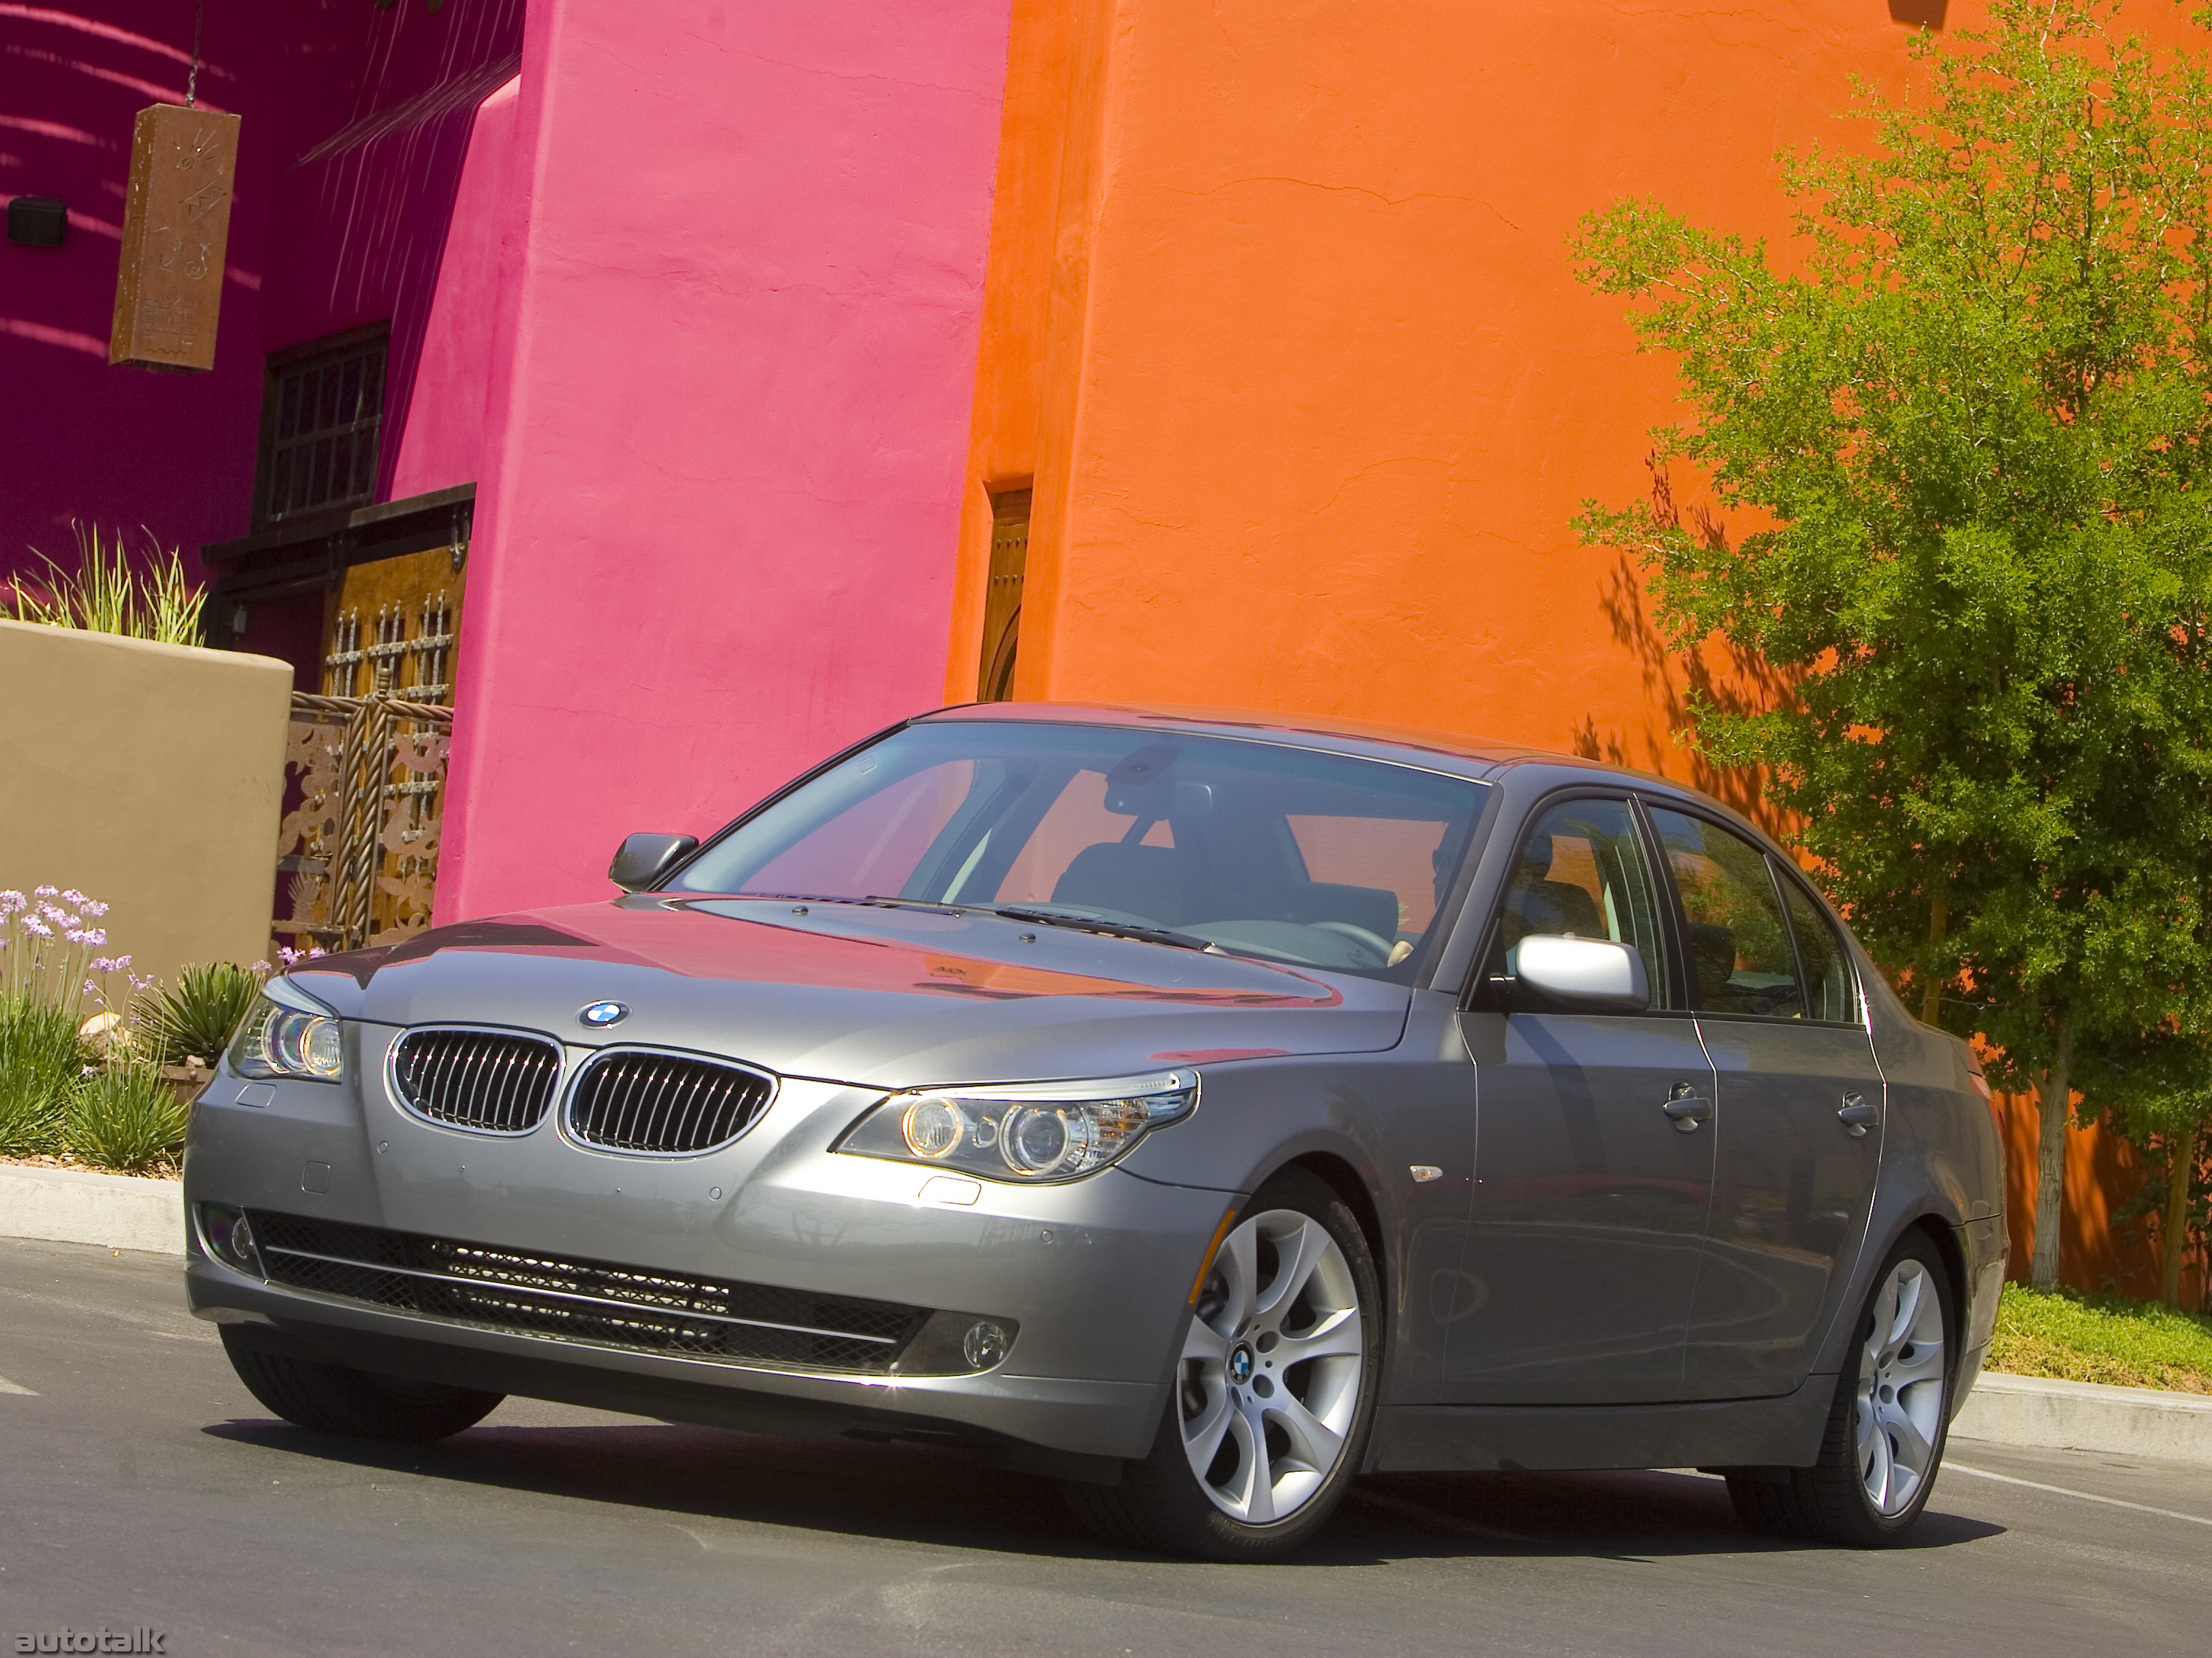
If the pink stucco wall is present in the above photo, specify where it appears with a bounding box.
[387,73,524,505]
[437,1,1014,921]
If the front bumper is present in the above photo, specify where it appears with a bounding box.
[183,1031,1233,1463]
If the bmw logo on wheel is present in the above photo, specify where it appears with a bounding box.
[578,1000,628,1028]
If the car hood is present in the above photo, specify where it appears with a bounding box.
[288,897,1412,1090]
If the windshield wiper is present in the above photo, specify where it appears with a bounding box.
[741,892,1225,955]
[723,891,960,913]
[981,905,1218,954]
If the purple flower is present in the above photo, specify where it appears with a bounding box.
[83,978,97,997]
[90,957,119,972]
[80,899,108,917]
[60,888,87,905]
[33,885,57,898]
[20,916,51,938]
[128,973,154,992]
[251,960,271,973]
[0,891,24,913]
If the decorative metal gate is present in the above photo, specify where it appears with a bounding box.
[273,692,452,953]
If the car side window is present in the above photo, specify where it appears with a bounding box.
[1780,875,1857,1023]
[1484,798,1666,1011]
[1646,808,1801,1018]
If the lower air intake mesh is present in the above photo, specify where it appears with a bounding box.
[248,1211,926,1373]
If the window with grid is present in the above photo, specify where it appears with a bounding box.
[257,328,388,527]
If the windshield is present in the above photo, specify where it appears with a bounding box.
[665,721,1491,980]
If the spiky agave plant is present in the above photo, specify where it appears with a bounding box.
[133,962,265,1067]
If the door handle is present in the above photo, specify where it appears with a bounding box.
[1662,1080,1711,1132]
[1837,1092,1879,1138]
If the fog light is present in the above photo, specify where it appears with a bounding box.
[961,1318,1010,1370]
[890,1309,1020,1374]
[200,1204,262,1276]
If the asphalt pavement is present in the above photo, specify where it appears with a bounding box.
[1,1234,2204,1657]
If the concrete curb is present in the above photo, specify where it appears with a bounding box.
[0,1163,183,1255]
[1955,1370,2212,1468]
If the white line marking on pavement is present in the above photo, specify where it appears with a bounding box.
[1945,1460,2212,1527]
[0,1374,36,1396]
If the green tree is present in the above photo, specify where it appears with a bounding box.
[1569,0,2212,1289]
[2081,1031,2212,1305]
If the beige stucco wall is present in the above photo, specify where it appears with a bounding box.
[0,620,291,994]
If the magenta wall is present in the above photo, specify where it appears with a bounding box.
[0,1,350,580]
[0,2,521,588]
[257,0,525,506]
[439,1,1014,921]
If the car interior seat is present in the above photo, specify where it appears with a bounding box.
[1499,832,1604,947]
[1051,843,1196,925]
[1686,921,1739,1006]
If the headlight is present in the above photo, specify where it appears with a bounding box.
[227,977,344,1083]
[837,1070,1197,1182]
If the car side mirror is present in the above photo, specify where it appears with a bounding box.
[1512,934,1649,1013]
[608,832,698,893]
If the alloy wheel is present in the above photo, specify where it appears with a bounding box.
[1855,1256,1947,1516]
[1178,1207,1366,1524]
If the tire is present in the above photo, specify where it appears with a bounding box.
[1064,1168,1382,1561]
[1727,1232,1955,1547]
[221,1328,504,1443]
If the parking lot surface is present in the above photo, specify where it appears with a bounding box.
[2,1235,2203,1657]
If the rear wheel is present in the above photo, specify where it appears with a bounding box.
[1064,1168,1381,1561]
[1727,1233,1954,1547]
[221,1328,503,1443]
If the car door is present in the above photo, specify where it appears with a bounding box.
[1443,795,1719,1405]
[1644,806,1885,1401]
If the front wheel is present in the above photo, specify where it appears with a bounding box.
[1728,1233,1955,1547]
[221,1328,504,1443]
[1064,1168,1381,1561]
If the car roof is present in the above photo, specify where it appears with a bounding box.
[918,699,1678,790]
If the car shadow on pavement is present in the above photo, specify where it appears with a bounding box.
[200,1417,2004,1566]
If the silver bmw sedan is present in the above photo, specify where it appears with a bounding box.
[184,703,2005,1561]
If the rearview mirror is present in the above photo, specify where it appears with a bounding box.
[608,832,699,893]
[1512,934,1649,1013]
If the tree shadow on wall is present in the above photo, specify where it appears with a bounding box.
[1573,459,1788,830]
[1888,1,1948,29]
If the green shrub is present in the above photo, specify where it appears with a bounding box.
[66,1062,188,1174]
[135,962,263,1066]
[5,524,206,644]
[0,997,83,1156]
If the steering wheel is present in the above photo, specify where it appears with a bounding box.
[1310,922,1395,966]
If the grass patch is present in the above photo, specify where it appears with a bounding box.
[0,998,83,1157]
[1986,1281,2212,1394]
[64,1061,187,1174]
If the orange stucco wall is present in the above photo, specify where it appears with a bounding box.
[950,1,1993,797]
[946,1,2212,1302]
